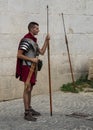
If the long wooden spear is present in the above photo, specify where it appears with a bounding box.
[47,5,52,116]
[61,13,76,89]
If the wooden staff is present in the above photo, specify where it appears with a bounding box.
[61,13,76,89]
[47,5,52,116]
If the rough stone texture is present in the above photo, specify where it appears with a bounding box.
[88,58,93,80]
[0,91,93,130]
[0,0,93,101]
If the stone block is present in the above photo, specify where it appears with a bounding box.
[64,15,93,34]
[0,76,23,101]
[86,0,93,15]
[0,58,16,76]
[88,58,93,80]
[51,0,86,14]
[0,34,19,57]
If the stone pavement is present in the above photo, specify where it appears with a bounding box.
[0,91,93,130]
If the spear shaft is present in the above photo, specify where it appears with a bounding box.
[61,13,76,89]
[47,5,52,116]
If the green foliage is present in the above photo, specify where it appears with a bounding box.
[60,74,93,93]
[61,83,79,93]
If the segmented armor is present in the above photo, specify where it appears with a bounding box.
[19,38,40,66]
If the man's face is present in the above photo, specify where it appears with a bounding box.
[31,25,39,35]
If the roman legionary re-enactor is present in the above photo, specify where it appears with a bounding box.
[15,22,50,121]
[16,33,39,85]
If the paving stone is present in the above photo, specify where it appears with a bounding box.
[0,91,93,130]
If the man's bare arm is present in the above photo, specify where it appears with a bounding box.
[39,34,50,55]
[17,50,38,63]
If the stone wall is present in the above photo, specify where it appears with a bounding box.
[88,58,93,80]
[0,0,93,101]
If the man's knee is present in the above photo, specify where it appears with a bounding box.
[24,83,32,93]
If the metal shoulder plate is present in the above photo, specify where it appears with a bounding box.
[19,38,34,52]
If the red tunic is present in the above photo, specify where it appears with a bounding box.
[15,33,37,85]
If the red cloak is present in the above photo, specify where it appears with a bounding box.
[15,33,37,85]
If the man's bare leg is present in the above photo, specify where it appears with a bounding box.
[23,83,37,121]
[28,84,33,108]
